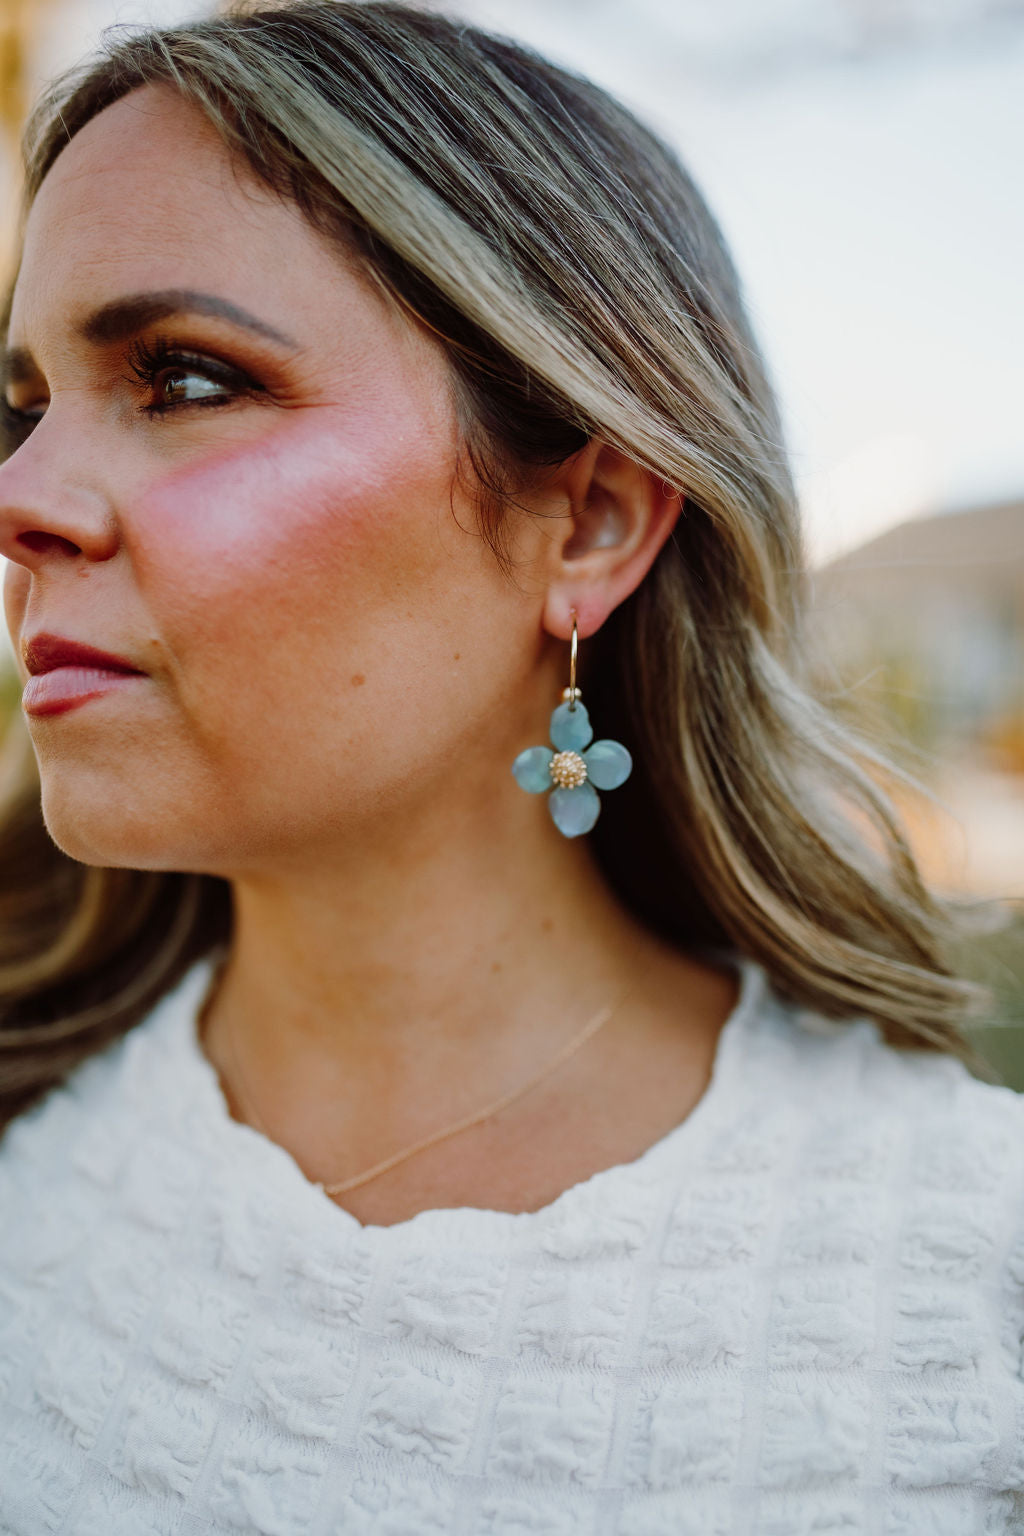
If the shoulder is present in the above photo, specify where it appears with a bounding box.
[724,984,1024,1358]
[739,977,1024,1159]
[689,976,1024,1303]
[655,986,1024,1496]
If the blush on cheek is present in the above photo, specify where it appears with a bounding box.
[128,407,466,710]
[143,403,450,562]
[137,419,416,598]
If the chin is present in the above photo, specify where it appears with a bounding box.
[41,819,170,871]
[38,786,194,872]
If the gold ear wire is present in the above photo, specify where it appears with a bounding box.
[562,606,581,710]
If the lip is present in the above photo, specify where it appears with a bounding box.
[20,633,147,719]
[23,633,144,678]
[22,667,145,718]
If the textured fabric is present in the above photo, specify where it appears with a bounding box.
[2,950,1024,1534]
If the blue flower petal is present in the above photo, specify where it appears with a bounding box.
[582,739,632,791]
[512,745,554,793]
[549,700,593,752]
[548,782,600,837]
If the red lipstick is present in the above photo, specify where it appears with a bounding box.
[21,633,146,718]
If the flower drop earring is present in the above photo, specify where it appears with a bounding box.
[511,608,633,837]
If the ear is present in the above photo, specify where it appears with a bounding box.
[540,440,683,641]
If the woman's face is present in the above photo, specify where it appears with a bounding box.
[0,85,554,871]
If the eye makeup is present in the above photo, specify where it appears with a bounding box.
[123,334,267,418]
[0,330,271,458]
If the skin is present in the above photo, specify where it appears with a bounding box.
[0,84,739,1226]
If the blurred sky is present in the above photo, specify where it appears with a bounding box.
[3,0,1023,566]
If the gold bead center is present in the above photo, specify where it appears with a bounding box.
[549,750,588,789]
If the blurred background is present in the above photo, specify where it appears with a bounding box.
[1,0,1022,1071]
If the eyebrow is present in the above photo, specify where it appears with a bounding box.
[2,288,298,388]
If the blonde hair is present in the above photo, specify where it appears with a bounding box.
[0,0,1003,1128]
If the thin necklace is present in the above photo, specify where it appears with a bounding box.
[210,973,631,1198]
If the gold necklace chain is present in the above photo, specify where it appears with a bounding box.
[211,972,631,1198]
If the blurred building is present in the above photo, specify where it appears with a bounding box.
[809,499,1024,896]
[811,500,1024,765]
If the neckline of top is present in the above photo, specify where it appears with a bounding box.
[152,943,770,1244]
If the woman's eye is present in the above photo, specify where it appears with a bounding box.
[0,344,262,458]
[125,338,260,418]
[153,369,232,409]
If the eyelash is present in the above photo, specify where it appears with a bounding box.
[0,336,261,454]
[124,335,261,417]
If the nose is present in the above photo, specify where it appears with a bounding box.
[0,415,119,571]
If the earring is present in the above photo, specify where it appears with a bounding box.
[511,608,633,837]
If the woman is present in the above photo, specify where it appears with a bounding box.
[0,2,1021,1530]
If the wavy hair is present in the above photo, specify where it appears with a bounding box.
[0,0,1004,1129]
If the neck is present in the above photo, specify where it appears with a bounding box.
[200,796,660,1119]
[195,787,742,1221]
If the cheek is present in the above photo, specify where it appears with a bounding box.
[113,406,507,834]
[128,412,460,698]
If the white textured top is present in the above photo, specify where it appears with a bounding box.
[2,950,1024,1536]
